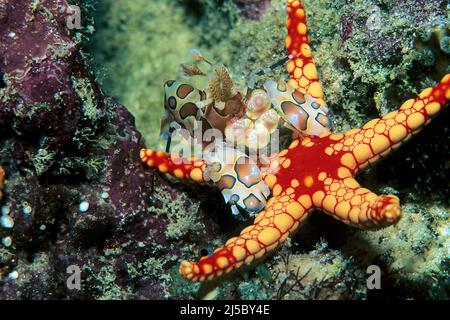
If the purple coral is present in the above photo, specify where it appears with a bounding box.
[0,0,217,299]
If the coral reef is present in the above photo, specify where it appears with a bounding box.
[88,0,448,299]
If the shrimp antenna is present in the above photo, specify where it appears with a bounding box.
[189,48,213,65]
[247,55,293,93]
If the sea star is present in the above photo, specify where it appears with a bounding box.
[140,0,450,282]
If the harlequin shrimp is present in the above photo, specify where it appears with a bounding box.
[160,62,245,146]
[226,55,332,149]
[264,79,331,136]
[144,42,333,217]
[203,143,271,215]
[143,21,334,217]
[156,56,271,215]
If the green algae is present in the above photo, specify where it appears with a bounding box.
[164,266,201,299]
[72,77,104,122]
[31,149,56,176]
[126,257,164,282]
[79,247,134,300]
[88,0,198,148]
[12,253,57,298]
[149,184,203,240]
[344,202,450,299]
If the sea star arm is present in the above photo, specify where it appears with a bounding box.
[285,0,326,106]
[179,191,311,281]
[311,74,450,228]
[140,149,206,183]
[313,177,401,228]
[324,74,450,173]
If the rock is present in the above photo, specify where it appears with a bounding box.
[234,0,272,20]
[0,0,213,299]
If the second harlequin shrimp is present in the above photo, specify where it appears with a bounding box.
[157,54,272,216]
[264,78,331,136]
[204,144,270,215]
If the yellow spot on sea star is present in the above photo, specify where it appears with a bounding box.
[304,176,314,187]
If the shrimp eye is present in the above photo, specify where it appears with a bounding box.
[200,246,213,257]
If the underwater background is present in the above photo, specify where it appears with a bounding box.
[0,0,449,299]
